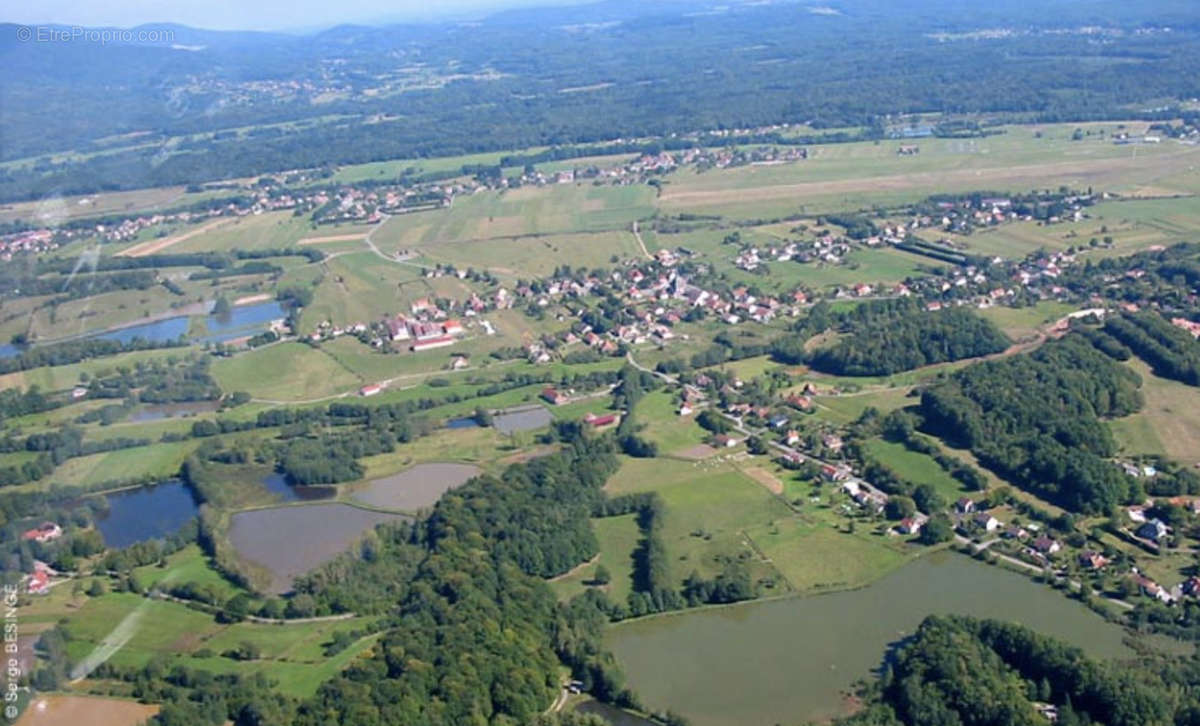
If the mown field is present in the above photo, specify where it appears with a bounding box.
[1110,358,1200,465]
[211,342,363,401]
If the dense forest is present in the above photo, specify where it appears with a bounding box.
[4,0,1200,199]
[919,335,1144,513]
[837,615,1200,726]
[773,299,1010,376]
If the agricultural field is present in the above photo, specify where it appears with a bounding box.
[300,251,427,333]
[210,342,363,401]
[746,520,911,593]
[1110,359,1200,465]
[166,211,375,253]
[635,390,709,455]
[48,441,201,487]
[372,184,655,251]
[977,300,1079,340]
[657,123,1193,218]
[15,695,158,726]
[862,438,969,503]
[960,196,1200,260]
[417,230,643,278]
[549,513,642,603]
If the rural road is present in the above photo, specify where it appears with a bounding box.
[631,220,652,260]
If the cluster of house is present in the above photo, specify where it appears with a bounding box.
[19,523,63,595]
[1171,317,1200,338]
[385,300,466,352]
[0,229,57,260]
[921,194,1092,236]
[733,233,851,272]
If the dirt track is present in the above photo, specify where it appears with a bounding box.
[115,218,233,257]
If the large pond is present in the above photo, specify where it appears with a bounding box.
[608,552,1133,726]
[94,480,200,549]
[350,462,481,511]
[228,503,408,593]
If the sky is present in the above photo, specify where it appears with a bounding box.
[5,0,594,32]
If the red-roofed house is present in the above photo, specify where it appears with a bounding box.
[22,522,62,544]
[541,387,569,405]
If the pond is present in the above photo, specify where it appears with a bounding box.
[198,301,286,343]
[350,462,481,511]
[607,552,1134,726]
[446,417,481,429]
[493,405,553,434]
[228,503,409,593]
[0,342,25,359]
[260,472,336,503]
[94,480,200,549]
[128,400,222,423]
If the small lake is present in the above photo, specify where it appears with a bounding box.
[228,503,408,593]
[128,400,222,422]
[260,472,336,503]
[446,417,481,429]
[608,553,1134,726]
[94,480,200,549]
[69,301,287,347]
[493,405,553,434]
[350,462,481,511]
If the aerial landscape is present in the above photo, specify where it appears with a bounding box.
[3,0,1200,724]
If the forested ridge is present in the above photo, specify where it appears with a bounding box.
[837,615,1200,726]
[773,299,1010,376]
[919,335,1144,513]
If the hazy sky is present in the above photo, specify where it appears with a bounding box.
[6,0,592,32]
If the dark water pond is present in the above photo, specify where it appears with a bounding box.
[260,472,336,503]
[128,400,222,422]
[0,343,26,359]
[493,405,553,434]
[446,417,481,429]
[228,503,409,593]
[94,480,200,549]
[609,552,1134,726]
